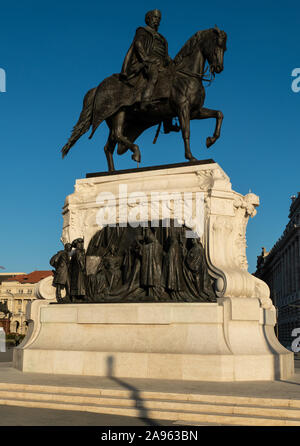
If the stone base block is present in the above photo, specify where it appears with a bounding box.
[13,298,294,381]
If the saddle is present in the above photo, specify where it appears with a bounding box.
[125,63,175,102]
[90,64,175,137]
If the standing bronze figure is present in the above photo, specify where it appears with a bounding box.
[70,238,86,302]
[61,11,227,172]
[139,228,165,299]
[50,243,72,303]
[183,238,216,301]
[163,233,186,298]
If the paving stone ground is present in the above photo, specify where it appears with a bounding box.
[0,404,178,426]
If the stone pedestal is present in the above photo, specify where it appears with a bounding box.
[13,160,294,380]
[61,160,271,307]
[13,297,293,381]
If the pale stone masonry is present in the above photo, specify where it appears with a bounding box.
[14,162,293,381]
[0,271,53,334]
[255,192,300,348]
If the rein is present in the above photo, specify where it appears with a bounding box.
[177,65,215,86]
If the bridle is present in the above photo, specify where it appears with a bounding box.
[177,64,216,86]
[175,36,224,87]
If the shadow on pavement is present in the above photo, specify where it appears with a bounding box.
[277,379,300,386]
[106,356,162,426]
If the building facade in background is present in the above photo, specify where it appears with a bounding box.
[255,193,300,348]
[0,271,53,334]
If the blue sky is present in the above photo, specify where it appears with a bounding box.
[0,0,299,273]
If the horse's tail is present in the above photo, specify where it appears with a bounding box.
[61,87,96,158]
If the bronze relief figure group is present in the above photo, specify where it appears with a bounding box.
[50,224,216,304]
[50,238,86,303]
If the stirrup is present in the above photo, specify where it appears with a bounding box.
[140,100,152,111]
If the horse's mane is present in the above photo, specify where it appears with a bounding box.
[174,28,226,66]
[174,30,203,65]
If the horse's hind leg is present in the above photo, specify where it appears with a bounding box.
[104,130,116,172]
[111,111,141,163]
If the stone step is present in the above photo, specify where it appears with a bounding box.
[0,389,300,420]
[0,382,300,409]
[0,396,299,426]
[0,384,299,425]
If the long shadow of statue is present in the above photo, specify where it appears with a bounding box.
[106,356,161,426]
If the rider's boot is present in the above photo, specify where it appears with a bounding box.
[140,82,156,111]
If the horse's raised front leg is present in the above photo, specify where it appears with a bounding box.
[178,102,197,162]
[111,111,141,163]
[192,107,224,149]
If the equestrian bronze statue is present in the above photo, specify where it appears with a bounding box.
[61,10,227,172]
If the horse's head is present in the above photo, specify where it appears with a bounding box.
[203,26,227,75]
[174,26,227,77]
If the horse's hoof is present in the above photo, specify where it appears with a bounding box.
[185,154,198,162]
[132,154,141,163]
[206,137,214,148]
[131,145,141,163]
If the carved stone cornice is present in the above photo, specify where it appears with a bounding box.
[61,162,272,308]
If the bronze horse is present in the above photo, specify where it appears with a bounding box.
[62,27,227,172]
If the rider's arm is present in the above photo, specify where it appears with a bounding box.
[134,40,148,63]
[133,28,150,64]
